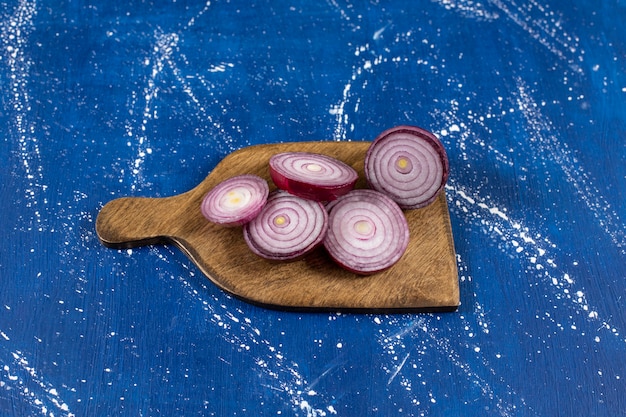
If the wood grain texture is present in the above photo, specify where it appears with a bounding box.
[96,141,459,312]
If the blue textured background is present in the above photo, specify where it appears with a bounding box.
[2,0,625,416]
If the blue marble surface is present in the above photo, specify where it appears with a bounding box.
[1,0,625,415]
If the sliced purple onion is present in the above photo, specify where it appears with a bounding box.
[323,189,409,275]
[243,190,328,261]
[201,174,269,227]
[365,125,449,209]
[269,152,358,202]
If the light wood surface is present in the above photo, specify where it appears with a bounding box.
[96,142,459,312]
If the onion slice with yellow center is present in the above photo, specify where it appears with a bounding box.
[269,152,358,201]
[243,191,328,261]
[323,189,409,275]
[201,174,269,227]
[365,125,449,209]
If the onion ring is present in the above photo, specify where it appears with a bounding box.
[323,189,409,275]
[244,190,328,261]
[269,152,358,201]
[200,174,269,227]
[365,125,449,209]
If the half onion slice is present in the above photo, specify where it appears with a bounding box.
[243,190,328,261]
[365,125,449,209]
[269,152,358,201]
[201,174,269,227]
[323,189,409,275]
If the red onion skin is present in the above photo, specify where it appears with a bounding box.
[365,125,449,209]
[269,152,358,202]
[243,191,328,261]
[201,174,269,227]
[323,189,409,275]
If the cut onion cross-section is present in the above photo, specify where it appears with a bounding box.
[269,152,358,202]
[323,189,409,275]
[365,125,449,209]
[243,190,328,261]
[201,174,269,227]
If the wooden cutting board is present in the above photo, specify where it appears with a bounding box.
[96,141,459,312]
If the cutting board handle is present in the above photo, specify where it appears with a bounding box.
[96,195,190,249]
